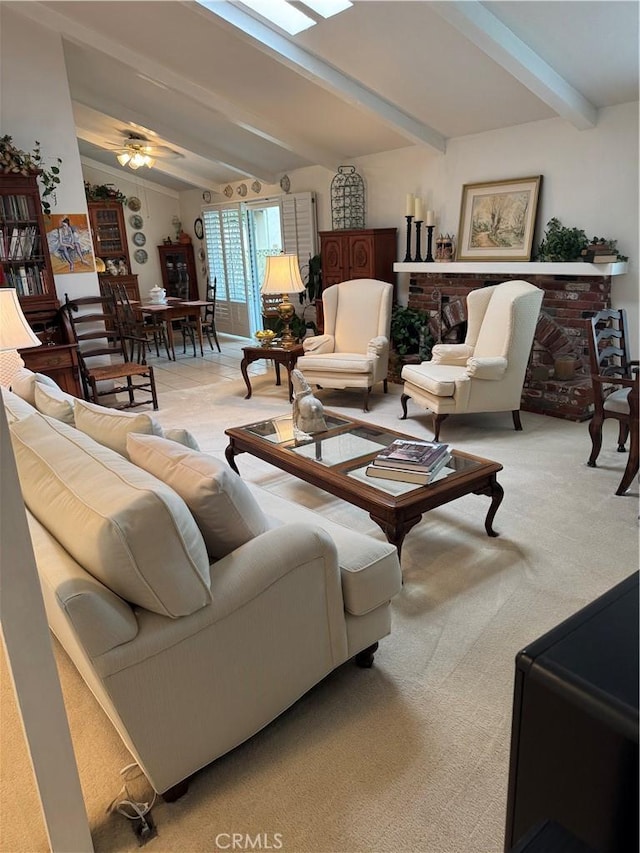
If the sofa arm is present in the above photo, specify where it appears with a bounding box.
[303,334,334,354]
[430,343,475,365]
[99,523,349,675]
[367,335,389,357]
[466,356,508,380]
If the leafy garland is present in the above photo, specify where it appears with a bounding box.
[0,135,61,216]
[84,181,127,204]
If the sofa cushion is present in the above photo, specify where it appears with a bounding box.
[163,427,200,450]
[10,366,59,405]
[34,382,76,425]
[126,433,270,559]
[74,398,163,457]
[10,413,211,618]
[1,386,37,423]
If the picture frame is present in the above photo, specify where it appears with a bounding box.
[456,175,542,261]
[194,217,204,240]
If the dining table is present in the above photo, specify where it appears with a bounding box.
[135,298,214,360]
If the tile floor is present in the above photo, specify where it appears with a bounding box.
[147,332,270,396]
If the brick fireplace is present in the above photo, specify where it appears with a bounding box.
[404,268,615,421]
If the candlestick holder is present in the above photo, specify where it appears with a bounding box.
[413,220,423,263]
[425,224,435,262]
[403,215,413,262]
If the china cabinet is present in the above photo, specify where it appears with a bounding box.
[157,243,198,301]
[88,200,140,302]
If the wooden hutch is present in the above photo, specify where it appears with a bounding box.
[87,200,140,303]
[317,227,397,330]
[0,173,81,395]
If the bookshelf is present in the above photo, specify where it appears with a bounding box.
[0,173,58,318]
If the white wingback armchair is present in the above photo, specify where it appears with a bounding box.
[296,279,393,411]
[400,280,543,439]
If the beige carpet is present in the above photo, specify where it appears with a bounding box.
[2,377,638,853]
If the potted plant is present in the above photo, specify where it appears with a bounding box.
[0,135,61,215]
[388,304,433,382]
[84,181,127,204]
[535,218,588,261]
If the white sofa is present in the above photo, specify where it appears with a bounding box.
[3,371,402,798]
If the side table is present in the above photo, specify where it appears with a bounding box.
[240,344,304,402]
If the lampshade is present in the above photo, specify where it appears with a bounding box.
[260,254,305,295]
[116,146,156,170]
[0,288,41,386]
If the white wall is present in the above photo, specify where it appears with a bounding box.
[81,161,180,300]
[0,5,99,301]
[218,104,638,352]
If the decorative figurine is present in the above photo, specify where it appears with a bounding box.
[291,369,327,438]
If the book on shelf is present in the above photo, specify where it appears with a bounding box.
[366,452,453,485]
[582,253,618,264]
[373,438,450,472]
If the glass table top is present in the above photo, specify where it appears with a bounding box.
[236,413,485,495]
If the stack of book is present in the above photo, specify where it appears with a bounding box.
[581,242,619,264]
[366,438,452,485]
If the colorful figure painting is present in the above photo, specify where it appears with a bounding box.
[46,213,95,274]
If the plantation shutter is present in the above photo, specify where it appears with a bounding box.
[281,192,317,279]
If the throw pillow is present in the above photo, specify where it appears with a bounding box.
[127,433,270,559]
[1,386,37,423]
[34,382,76,425]
[10,413,211,618]
[163,427,201,450]
[74,398,163,457]
[10,367,59,406]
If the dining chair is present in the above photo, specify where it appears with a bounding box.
[586,308,639,495]
[108,282,171,361]
[180,279,220,355]
[64,294,158,410]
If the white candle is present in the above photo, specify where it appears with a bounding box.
[425,210,435,226]
[406,193,415,216]
[414,198,424,221]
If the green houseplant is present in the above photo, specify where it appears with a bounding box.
[390,304,433,359]
[0,135,61,216]
[84,181,127,204]
[535,218,588,261]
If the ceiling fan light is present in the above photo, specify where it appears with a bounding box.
[117,151,131,166]
[145,155,156,168]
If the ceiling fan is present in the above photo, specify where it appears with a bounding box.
[110,133,183,170]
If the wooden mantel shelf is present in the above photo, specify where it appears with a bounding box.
[393,261,628,276]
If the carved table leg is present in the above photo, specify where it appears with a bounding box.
[355,642,378,668]
[240,356,252,399]
[369,513,423,559]
[274,360,282,387]
[225,442,240,474]
[475,475,504,537]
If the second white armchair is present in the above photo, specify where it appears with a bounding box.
[296,279,393,411]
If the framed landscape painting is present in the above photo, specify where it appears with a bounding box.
[457,176,542,261]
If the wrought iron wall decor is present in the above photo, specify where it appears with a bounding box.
[330,165,365,230]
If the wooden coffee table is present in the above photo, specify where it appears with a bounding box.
[225,411,504,557]
[240,344,304,402]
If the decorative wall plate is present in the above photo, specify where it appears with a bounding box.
[194,217,204,240]
[224,185,233,198]
[133,232,146,247]
[279,174,291,193]
[134,248,148,264]
[129,214,143,229]
[202,190,212,203]
[237,183,248,197]
[251,180,262,194]
[198,247,206,261]
[127,197,142,211]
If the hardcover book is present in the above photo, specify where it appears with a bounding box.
[373,438,450,471]
[366,452,452,485]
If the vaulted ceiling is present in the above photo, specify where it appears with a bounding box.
[13,1,640,193]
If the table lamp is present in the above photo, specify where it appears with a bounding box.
[260,254,305,349]
[0,288,42,387]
